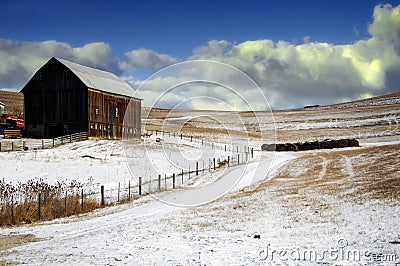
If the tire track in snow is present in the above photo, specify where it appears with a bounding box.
[342,155,354,178]
[318,156,330,179]
[2,153,299,264]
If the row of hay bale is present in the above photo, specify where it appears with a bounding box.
[261,138,359,152]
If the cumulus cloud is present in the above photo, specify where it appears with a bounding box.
[190,40,232,59]
[121,48,177,70]
[137,3,400,109]
[368,4,400,42]
[1,3,400,110]
[0,39,119,90]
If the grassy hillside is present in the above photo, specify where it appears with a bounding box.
[0,90,24,116]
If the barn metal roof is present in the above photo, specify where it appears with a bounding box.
[55,57,138,98]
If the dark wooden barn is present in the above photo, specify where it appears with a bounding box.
[21,57,141,139]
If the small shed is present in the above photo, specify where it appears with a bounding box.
[21,57,141,139]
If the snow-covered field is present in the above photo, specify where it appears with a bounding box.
[0,96,399,265]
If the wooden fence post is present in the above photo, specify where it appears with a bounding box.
[180,133,182,139]
[196,161,199,176]
[128,181,131,200]
[81,189,84,211]
[42,139,44,149]
[11,141,14,151]
[173,173,175,189]
[158,175,161,190]
[117,182,120,202]
[213,158,216,170]
[228,156,230,167]
[38,193,41,220]
[11,194,14,225]
[139,177,142,195]
[190,136,193,142]
[65,191,68,213]
[251,148,254,158]
[101,185,105,206]
[238,154,240,164]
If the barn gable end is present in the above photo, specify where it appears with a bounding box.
[21,57,141,139]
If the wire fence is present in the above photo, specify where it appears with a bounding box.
[0,130,254,226]
[0,132,88,152]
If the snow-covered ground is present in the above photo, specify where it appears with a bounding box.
[1,98,399,265]
[1,133,252,203]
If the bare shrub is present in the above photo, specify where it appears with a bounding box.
[0,178,101,227]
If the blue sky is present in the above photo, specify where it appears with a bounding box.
[1,0,400,109]
[1,0,385,58]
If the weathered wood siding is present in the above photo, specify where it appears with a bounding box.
[88,89,140,139]
[22,58,141,139]
[22,58,88,138]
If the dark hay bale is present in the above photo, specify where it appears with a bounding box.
[261,144,276,151]
[328,140,339,149]
[348,138,360,147]
[319,141,331,149]
[286,143,299,151]
[295,142,303,150]
[285,143,299,151]
[276,143,288,151]
[310,141,320,150]
[301,142,313,150]
[338,139,349,148]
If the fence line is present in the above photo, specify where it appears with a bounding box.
[0,132,88,152]
[83,129,254,204]
[1,129,255,225]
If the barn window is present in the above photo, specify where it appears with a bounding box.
[95,123,98,130]
[115,108,119,118]
[90,123,94,129]
[95,108,99,115]
[133,128,137,134]
[100,124,102,130]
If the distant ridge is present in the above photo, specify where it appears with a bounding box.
[0,90,24,115]
[303,91,400,110]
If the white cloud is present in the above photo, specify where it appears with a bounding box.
[160,3,400,109]
[368,4,400,42]
[1,4,400,109]
[190,40,231,59]
[122,48,177,70]
[0,39,119,90]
